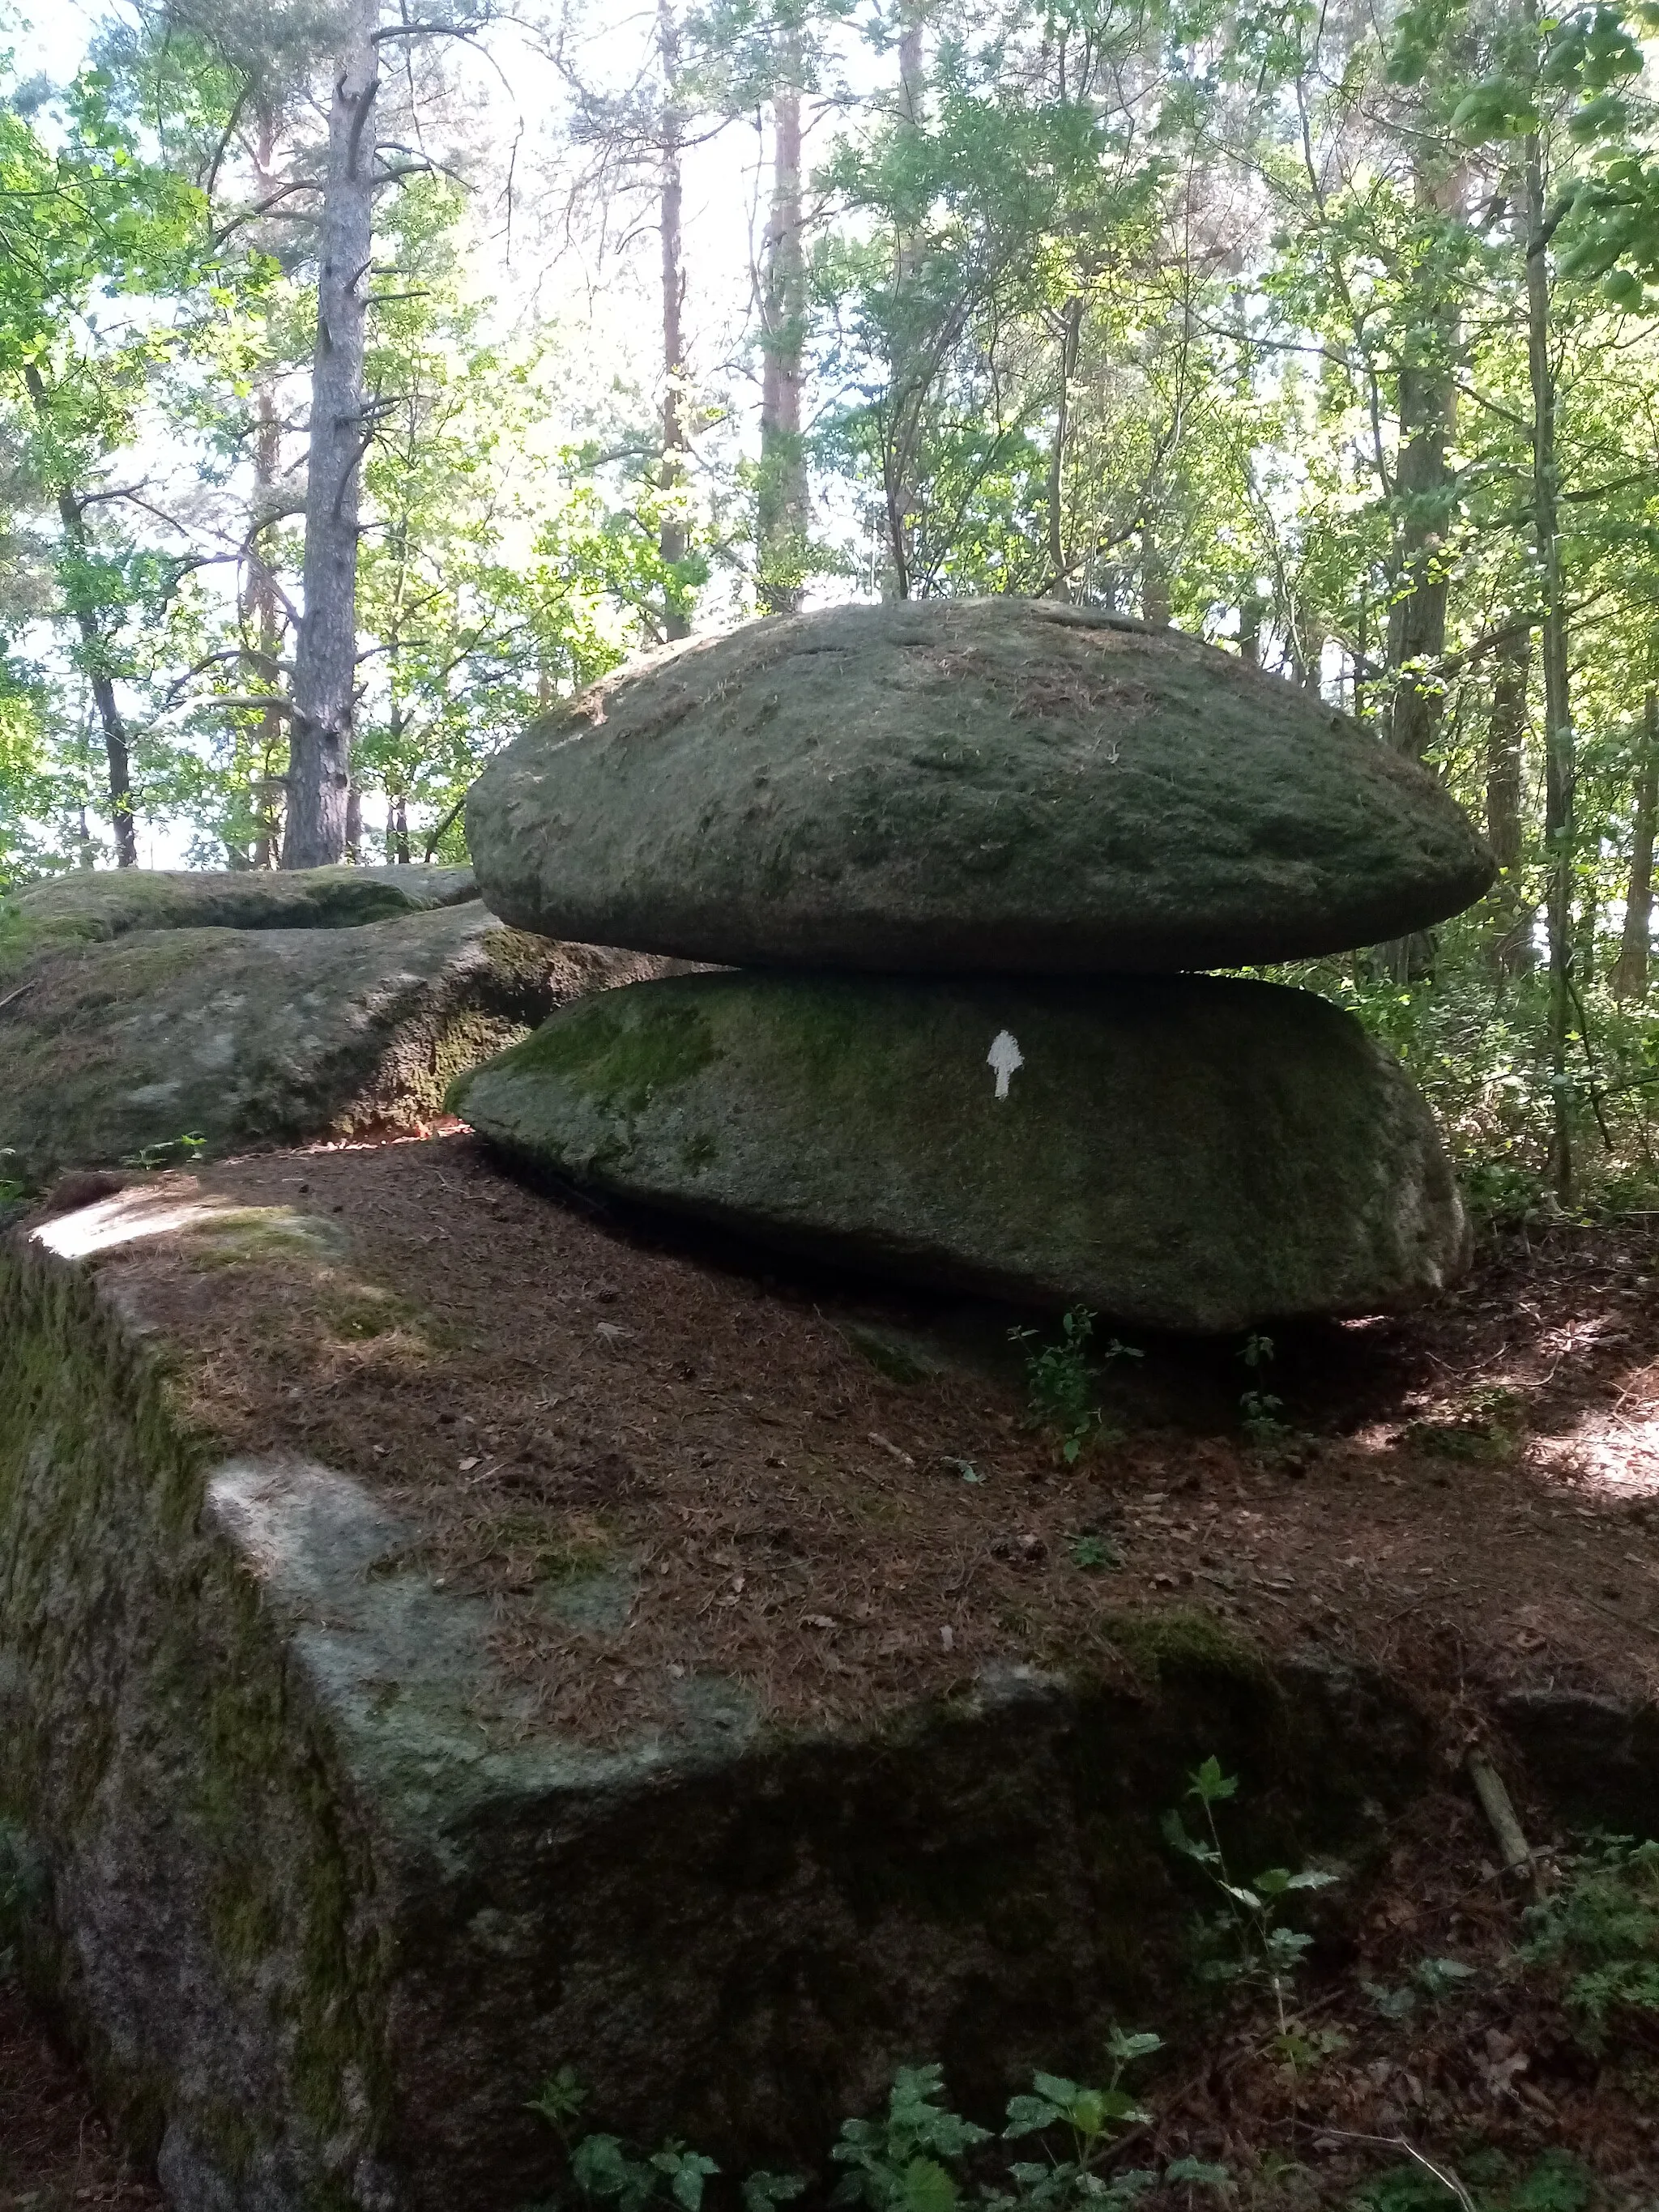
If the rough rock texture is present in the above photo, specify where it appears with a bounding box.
[0,863,480,974]
[450,971,1469,1332]
[0,867,667,1180]
[466,601,1496,973]
[0,1184,1434,2211]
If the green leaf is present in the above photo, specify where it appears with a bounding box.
[901,2157,959,2212]
[742,2174,806,2212]
[1188,1758,1237,1805]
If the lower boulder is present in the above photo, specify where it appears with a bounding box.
[0,866,667,1180]
[450,971,1469,1331]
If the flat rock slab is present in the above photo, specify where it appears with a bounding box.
[0,1178,1437,2212]
[0,863,480,972]
[450,971,1469,1332]
[0,867,667,1179]
[467,601,1495,973]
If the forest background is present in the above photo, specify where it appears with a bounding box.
[5,0,1659,1211]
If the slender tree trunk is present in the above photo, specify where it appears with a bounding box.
[1525,121,1576,1202]
[248,381,285,867]
[1484,628,1533,978]
[22,363,138,867]
[284,0,379,868]
[657,0,691,641]
[881,0,928,598]
[1613,684,1659,1003]
[1044,297,1081,595]
[1141,529,1170,626]
[390,792,411,866]
[1239,595,1263,668]
[1387,160,1461,761]
[757,52,808,615]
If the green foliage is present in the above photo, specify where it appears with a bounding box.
[832,2063,993,2212]
[1350,2146,1593,2212]
[1236,1333,1288,1445]
[1519,1834,1659,2048]
[1010,1309,1139,1464]
[1163,1758,1340,2040]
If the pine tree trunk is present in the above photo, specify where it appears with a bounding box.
[1387,160,1461,761]
[1525,119,1576,1202]
[1044,297,1081,595]
[882,0,928,598]
[1484,629,1533,978]
[23,364,138,867]
[1613,685,1658,1003]
[658,0,690,641]
[284,0,379,868]
[248,381,285,867]
[757,57,808,615]
[1141,530,1170,626]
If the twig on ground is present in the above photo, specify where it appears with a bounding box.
[1294,2121,1478,2211]
[1468,1750,1538,1889]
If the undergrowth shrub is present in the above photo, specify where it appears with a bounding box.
[1518,1835,1659,2049]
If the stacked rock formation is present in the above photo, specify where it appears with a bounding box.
[453,599,1495,1332]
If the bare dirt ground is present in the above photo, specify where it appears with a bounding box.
[11,1131,1659,2206]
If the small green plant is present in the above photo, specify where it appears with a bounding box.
[531,2057,1226,2212]
[1518,1832,1659,2049]
[832,2063,993,2212]
[1162,1756,1339,2049]
[1068,1532,1123,1572]
[1010,1308,1141,1464]
[1362,1954,1478,2022]
[527,2073,801,2212]
[122,1130,207,1172]
[1237,1334,1288,1444]
[992,2032,1226,2209]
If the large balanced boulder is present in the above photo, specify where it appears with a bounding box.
[0,865,667,1181]
[467,601,1495,974]
[450,971,1469,1331]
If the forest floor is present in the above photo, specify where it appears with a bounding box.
[9,1130,1659,2207]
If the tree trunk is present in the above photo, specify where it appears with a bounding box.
[657,0,690,641]
[1525,118,1576,1202]
[23,363,138,867]
[757,53,808,615]
[1387,160,1461,761]
[1484,628,1533,978]
[284,0,378,869]
[1044,297,1081,595]
[881,0,928,599]
[248,381,285,867]
[390,792,411,866]
[1239,595,1263,669]
[1141,529,1170,626]
[1613,684,1659,1003]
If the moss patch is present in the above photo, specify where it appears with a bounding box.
[456,988,720,1118]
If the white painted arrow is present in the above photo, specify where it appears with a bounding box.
[987,1029,1024,1100]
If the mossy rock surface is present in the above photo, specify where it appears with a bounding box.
[0,862,478,980]
[450,970,1469,1332]
[0,867,668,1179]
[466,600,1495,973]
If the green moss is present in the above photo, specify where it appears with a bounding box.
[0,1238,396,2204]
[1102,1605,1270,1690]
[457,989,719,1116]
